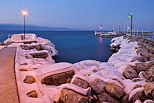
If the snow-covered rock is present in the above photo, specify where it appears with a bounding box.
[105,81,124,99]
[59,88,89,103]
[97,93,120,103]
[72,77,89,89]
[129,87,146,103]
[12,34,154,103]
[90,78,107,94]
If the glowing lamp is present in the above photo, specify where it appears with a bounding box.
[22,10,28,16]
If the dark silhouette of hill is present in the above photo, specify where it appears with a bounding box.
[0,24,75,31]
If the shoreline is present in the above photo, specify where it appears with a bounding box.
[0,34,154,103]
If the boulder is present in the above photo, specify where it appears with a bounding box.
[135,63,149,73]
[25,54,33,59]
[34,44,43,50]
[138,41,143,45]
[29,51,48,59]
[21,45,31,50]
[60,88,89,103]
[140,50,149,57]
[21,44,43,50]
[143,100,154,103]
[90,78,107,94]
[123,65,138,79]
[143,53,154,61]
[132,56,144,62]
[146,61,154,67]
[20,63,28,66]
[121,93,129,103]
[136,49,142,54]
[139,71,149,79]
[72,78,89,89]
[0,43,4,46]
[41,70,75,86]
[146,65,154,78]
[105,82,124,99]
[151,57,154,61]
[152,89,154,100]
[90,93,98,103]
[27,90,38,98]
[19,68,28,71]
[129,88,147,103]
[97,93,120,103]
[132,78,146,82]
[18,65,30,71]
[148,76,154,82]
[23,76,35,84]
[23,41,36,44]
[138,43,145,48]
[135,100,142,103]
[134,84,143,89]
[149,48,154,54]
[143,83,154,98]
[110,44,121,52]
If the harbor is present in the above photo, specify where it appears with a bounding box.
[0,33,154,103]
[0,0,154,103]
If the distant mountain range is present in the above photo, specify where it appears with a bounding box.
[0,24,77,31]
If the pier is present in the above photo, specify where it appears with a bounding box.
[127,31,154,34]
[95,31,125,38]
[95,31,154,38]
[0,47,19,103]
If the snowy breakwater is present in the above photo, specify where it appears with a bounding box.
[14,35,154,103]
[68,36,154,103]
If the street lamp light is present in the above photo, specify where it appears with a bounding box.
[22,10,28,39]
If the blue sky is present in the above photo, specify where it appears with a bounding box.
[0,0,154,31]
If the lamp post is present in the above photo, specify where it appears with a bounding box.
[22,10,28,39]
[128,13,133,36]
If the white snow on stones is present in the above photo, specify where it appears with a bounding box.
[12,34,154,103]
[0,46,5,49]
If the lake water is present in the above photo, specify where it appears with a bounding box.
[0,31,113,63]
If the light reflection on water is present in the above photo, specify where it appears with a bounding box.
[99,36,103,43]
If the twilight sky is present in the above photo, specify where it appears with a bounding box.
[0,0,154,31]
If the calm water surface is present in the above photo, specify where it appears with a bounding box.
[0,31,113,63]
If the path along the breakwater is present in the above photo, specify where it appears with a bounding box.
[0,47,19,103]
